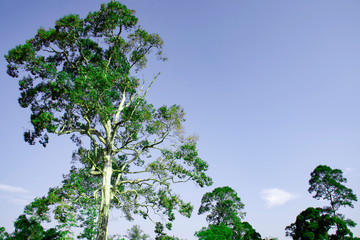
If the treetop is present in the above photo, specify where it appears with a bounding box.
[5,1,166,147]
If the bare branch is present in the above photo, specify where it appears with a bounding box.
[113,87,127,127]
[56,128,86,136]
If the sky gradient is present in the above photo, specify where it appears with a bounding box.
[1,1,360,239]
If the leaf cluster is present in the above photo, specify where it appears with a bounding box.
[5,1,165,146]
[198,186,245,226]
[24,166,101,239]
[197,186,261,240]
[0,215,63,240]
[286,165,359,240]
[309,165,357,212]
[195,223,233,240]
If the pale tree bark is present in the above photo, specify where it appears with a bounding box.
[96,154,113,240]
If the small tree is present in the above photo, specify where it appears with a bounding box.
[125,225,149,240]
[286,165,358,240]
[309,165,357,217]
[198,186,245,226]
[309,165,357,237]
[197,186,261,240]
[5,1,212,239]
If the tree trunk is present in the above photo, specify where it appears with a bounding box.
[96,154,113,240]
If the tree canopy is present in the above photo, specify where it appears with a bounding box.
[198,186,245,226]
[285,207,333,240]
[308,165,357,215]
[0,214,63,240]
[309,165,357,237]
[195,223,233,240]
[196,186,261,240]
[286,165,358,240]
[5,1,212,239]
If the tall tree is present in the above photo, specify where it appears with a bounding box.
[198,186,245,227]
[286,165,358,240]
[5,1,212,239]
[308,165,357,237]
[308,165,357,217]
[197,186,261,240]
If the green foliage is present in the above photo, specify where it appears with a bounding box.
[107,236,125,240]
[329,215,357,240]
[24,166,100,239]
[154,222,166,240]
[0,214,63,240]
[154,222,183,240]
[198,186,245,226]
[309,165,358,237]
[195,223,233,240]
[286,165,358,240]
[285,207,333,240]
[6,1,212,238]
[236,221,261,240]
[197,186,261,240]
[0,227,9,240]
[285,207,358,240]
[5,0,165,147]
[125,225,149,240]
[309,165,357,214]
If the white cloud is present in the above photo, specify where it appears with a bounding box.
[0,194,34,206]
[0,183,29,193]
[260,188,299,208]
[11,198,31,205]
[0,184,34,204]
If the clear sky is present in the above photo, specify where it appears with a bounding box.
[1,0,360,239]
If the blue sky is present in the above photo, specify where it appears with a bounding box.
[1,0,360,239]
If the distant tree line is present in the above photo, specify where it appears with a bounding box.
[1,165,358,239]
